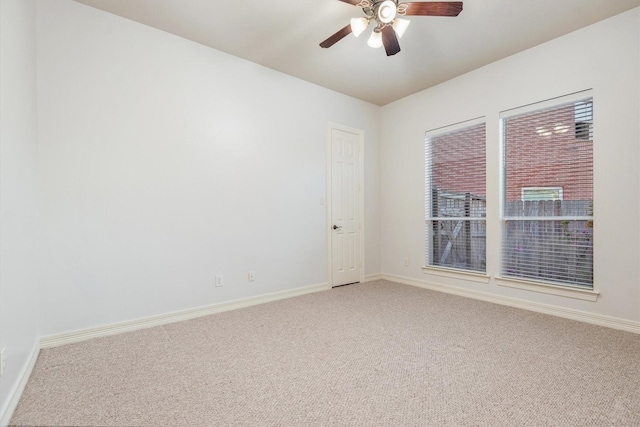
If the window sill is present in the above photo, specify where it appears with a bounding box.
[496,277,599,302]
[422,266,490,284]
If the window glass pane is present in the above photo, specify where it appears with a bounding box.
[428,219,486,272]
[504,101,593,213]
[426,121,486,272]
[503,219,593,287]
[502,96,593,288]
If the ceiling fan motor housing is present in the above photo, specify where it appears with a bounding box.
[376,0,398,24]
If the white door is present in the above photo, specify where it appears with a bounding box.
[330,127,362,287]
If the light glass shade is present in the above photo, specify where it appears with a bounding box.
[392,18,411,38]
[377,0,397,24]
[367,29,383,48]
[350,17,369,37]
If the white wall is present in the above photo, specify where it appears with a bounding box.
[35,0,381,337]
[381,8,640,323]
[0,0,41,419]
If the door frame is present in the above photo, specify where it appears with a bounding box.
[326,122,365,289]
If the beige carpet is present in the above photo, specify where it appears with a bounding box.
[10,280,640,426]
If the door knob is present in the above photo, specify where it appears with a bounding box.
[333,225,342,230]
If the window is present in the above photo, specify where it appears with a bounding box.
[521,187,563,201]
[425,119,486,273]
[501,93,593,288]
[574,100,593,140]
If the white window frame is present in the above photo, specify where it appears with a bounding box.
[424,117,489,281]
[498,90,596,298]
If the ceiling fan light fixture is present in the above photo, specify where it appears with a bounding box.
[377,0,397,24]
[392,17,410,38]
[350,17,369,37]
[319,0,464,55]
[367,28,383,48]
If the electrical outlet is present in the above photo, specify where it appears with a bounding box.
[404,258,409,267]
[248,271,255,282]
[0,347,5,377]
[215,275,223,287]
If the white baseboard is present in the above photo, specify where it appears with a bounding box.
[40,282,328,349]
[382,273,640,334]
[364,274,384,282]
[0,340,40,427]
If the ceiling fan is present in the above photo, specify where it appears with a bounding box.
[320,0,463,56]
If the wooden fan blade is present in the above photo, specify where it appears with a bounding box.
[381,26,401,56]
[338,0,363,5]
[402,1,463,16]
[320,24,353,48]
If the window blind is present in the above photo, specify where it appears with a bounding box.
[425,120,486,272]
[501,95,593,288]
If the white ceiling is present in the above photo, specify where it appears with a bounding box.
[73,0,640,105]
